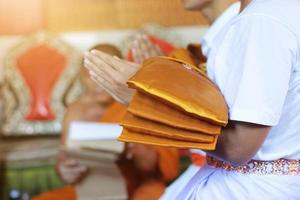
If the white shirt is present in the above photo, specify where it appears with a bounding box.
[208,0,300,160]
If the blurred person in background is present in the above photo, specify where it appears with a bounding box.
[33,44,179,200]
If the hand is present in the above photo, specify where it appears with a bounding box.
[84,50,139,105]
[131,34,164,64]
[56,153,88,184]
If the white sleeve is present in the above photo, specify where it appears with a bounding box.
[216,15,298,126]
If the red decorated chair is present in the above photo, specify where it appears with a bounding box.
[1,32,82,136]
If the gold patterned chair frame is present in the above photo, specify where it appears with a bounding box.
[2,32,82,136]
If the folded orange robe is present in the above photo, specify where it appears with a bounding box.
[119,57,228,150]
[100,102,128,123]
[128,92,221,134]
[122,112,215,143]
[128,57,228,126]
[119,129,218,150]
[168,48,196,67]
[101,102,180,178]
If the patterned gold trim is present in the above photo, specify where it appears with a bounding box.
[2,32,82,136]
[207,156,300,175]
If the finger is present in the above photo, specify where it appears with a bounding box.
[141,34,154,49]
[57,164,77,184]
[131,35,150,60]
[64,159,78,167]
[89,50,136,73]
[85,63,113,88]
[132,47,143,64]
[141,35,163,57]
[61,174,77,184]
[90,73,113,92]
[61,169,86,184]
[89,71,117,93]
[59,166,87,183]
[61,165,88,174]
[87,53,138,80]
[154,44,164,56]
[137,36,152,59]
[84,59,116,84]
[70,165,88,173]
[84,53,118,77]
[89,73,124,104]
[141,34,157,57]
[113,56,121,60]
[84,52,109,71]
[136,48,150,62]
[90,74,123,103]
[84,57,101,74]
[90,50,125,71]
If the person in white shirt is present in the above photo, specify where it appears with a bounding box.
[84,0,300,199]
[174,0,300,199]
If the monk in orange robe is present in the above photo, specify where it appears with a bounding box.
[33,44,179,200]
[102,102,179,200]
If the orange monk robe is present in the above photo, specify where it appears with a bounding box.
[100,102,128,123]
[101,102,180,184]
[154,146,179,182]
[102,103,180,199]
[32,102,179,200]
[32,186,76,200]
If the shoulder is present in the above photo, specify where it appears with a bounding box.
[226,2,300,54]
[240,0,300,38]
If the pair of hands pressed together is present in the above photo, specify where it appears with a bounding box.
[56,153,88,184]
[84,34,163,105]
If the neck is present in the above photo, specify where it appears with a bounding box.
[202,0,239,24]
[201,6,214,24]
[240,0,252,12]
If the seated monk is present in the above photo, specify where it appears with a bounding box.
[0,83,3,123]
[32,44,179,200]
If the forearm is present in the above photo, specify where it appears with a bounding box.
[206,121,270,166]
[206,127,250,166]
[122,88,135,106]
[61,116,72,146]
